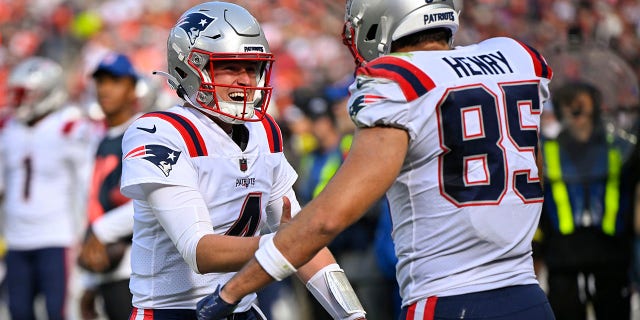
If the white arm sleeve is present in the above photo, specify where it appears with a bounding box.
[92,201,134,243]
[143,184,214,274]
[263,187,301,233]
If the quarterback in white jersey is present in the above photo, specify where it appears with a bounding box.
[121,106,294,310]
[122,2,366,320]
[208,1,555,320]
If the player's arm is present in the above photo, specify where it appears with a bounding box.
[143,184,261,273]
[91,200,135,243]
[78,201,135,273]
[219,125,408,305]
[266,193,367,320]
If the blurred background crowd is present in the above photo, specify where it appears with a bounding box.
[2,0,640,132]
[3,0,640,319]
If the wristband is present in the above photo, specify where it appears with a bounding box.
[254,234,296,281]
[259,233,274,247]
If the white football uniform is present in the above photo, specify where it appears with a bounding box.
[0,106,97,250]
[347,37,552,307]
[120,106,297,311]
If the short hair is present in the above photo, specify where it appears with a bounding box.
[390,27,452,53]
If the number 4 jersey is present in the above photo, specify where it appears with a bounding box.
[347,37,552,306]
[120,106,297,309]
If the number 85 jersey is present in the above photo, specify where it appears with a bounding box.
[120,106,297,309]
[348,37,552,306]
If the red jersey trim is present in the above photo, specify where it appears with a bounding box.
[258,112,283,153]
[357,56,435,102]
[515,40,553,80]
[141,112,208,157]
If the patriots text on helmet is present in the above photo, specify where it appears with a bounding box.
[423,12,456,25]
[243,46,265,53]
[442,50,514,78]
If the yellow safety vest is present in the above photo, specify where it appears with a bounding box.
[543,138,622,236]
[311,134,353,198]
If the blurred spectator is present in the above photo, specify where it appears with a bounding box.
[534,81,635,319]
[3,1,640,128]
[632,117,640,306]
[0,56,97,320]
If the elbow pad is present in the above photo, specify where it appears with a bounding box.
[306,263,366,320]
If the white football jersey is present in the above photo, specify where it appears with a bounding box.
[347,37,552,306]
[121,106,297,310]
[0,106,97,250]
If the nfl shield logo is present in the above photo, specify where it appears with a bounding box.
[239,158,248,172]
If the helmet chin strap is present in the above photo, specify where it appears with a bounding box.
[152,70,196,105]
[378,16,390,56]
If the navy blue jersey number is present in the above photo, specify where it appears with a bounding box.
[225,192,262,237]
[437,82,543,206]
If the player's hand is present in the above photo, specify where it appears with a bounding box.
[196,285,238,320]
[78,230,110,273]
[79,289,98,320]
[279,196,291,226]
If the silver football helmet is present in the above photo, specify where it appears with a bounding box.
[343,0,459,67]
[7,57,67,123]
[165,1,274,124]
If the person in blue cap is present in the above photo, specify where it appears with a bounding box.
[77,52,140,320]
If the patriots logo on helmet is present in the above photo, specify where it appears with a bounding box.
[124,144,181,177]
[177,12,216,46]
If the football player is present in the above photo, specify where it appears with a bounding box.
[120,2,366,320]
[0,57,97,320]
[199,0,557,319]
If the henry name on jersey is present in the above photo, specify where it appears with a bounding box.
[443,50,514,78]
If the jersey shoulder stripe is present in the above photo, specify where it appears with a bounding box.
[61,120,78,136]
[356,56,435,102]
[515,40,553,80]
[141,111,208,157]
[259,112,283,153]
